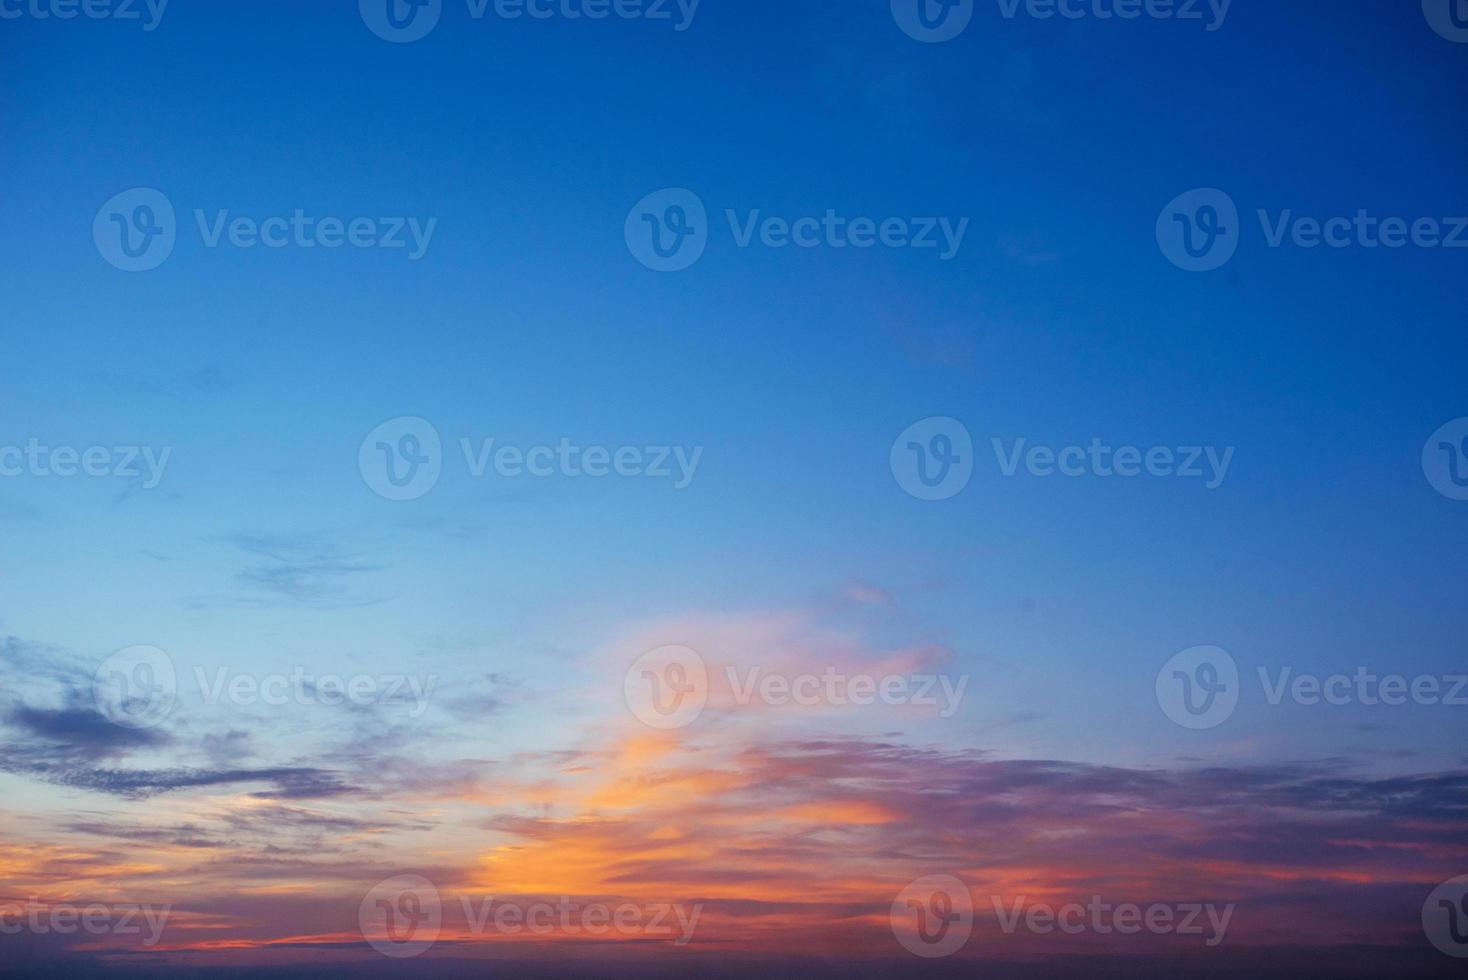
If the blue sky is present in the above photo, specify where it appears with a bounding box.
[0,3,1466,974]
[3,1,1467,762]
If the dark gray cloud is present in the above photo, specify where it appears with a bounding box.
[5,699,170,757]
[43,765,358,800]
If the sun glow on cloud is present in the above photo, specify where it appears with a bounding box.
[2,612,1465,968]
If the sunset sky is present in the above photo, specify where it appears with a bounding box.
[2,1,1466,977]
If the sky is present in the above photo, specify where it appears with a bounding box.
[1,1,1466,976]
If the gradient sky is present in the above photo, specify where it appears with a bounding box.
[1,1,1466,976]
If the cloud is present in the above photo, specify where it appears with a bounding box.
[5,763,359,801]
[5,698,170,757]
[185,531,389,608]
